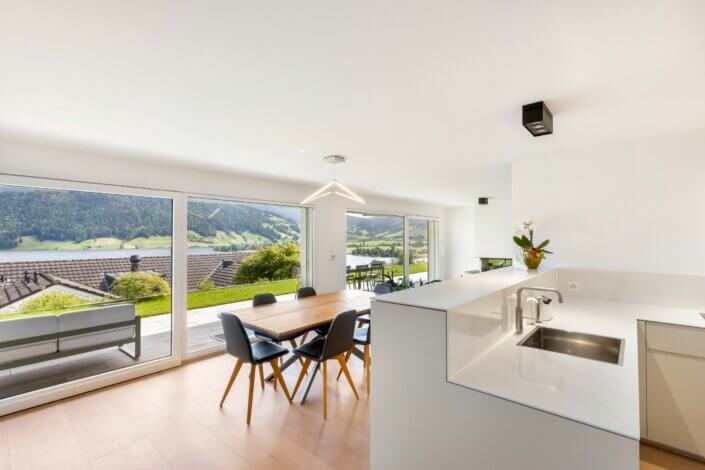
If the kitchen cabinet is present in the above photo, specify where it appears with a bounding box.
[639,321,705,459]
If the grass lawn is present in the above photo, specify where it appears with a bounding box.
[0,279,300,320]
[15,236,124,250]
[135,278,300,317]
[384,262,428,277]
[122,235,172,249]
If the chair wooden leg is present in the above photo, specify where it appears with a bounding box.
[219,359,243,407]
[336,348,353,381]
[337,354,359,400]
[246,364,256,425]
[300,332,309,344]
[289,339,305,367]
[291,358,311,399]
[258,364,265,390]
[270,359,292,403]
[364,344,371,395]
[322,360,328,420]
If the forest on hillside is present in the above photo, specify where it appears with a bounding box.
[0,187,300,250]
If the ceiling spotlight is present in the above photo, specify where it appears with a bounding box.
[522,101,553,137]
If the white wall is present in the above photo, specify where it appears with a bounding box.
[473,197,513,259]
[0,134,443,293]
[443,198,513,279]
[513,128,705,276]
[443,207,476,278]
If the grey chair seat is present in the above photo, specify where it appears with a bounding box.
[353,328,370,345]
[295,337,326,360]
[251,341,288,364]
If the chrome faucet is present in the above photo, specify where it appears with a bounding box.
[515,287,564,334]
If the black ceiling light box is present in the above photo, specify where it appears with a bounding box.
[522,101,553,137]
[478,197,489,205]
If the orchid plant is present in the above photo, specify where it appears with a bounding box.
[513,220,552,269]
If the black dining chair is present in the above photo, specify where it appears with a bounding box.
[337,323,371,395]
[291,310,360,419]
[218,312,292,425]
[353,282,391,325]
[252,292,304,369]
[296,286,325,342]
[251,293,278,341]
[295,286,317,298]
[252,293,277,306]
[296,286,330,340]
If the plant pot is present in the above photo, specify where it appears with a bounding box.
[522,249,544,270]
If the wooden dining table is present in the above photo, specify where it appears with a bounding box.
[225,289,373,402]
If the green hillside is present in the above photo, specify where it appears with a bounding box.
[0,187,300,250]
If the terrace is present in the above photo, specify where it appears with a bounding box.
[0,253,301,397]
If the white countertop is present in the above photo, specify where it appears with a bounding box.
[449,298,705,439]
[375,267,545,311]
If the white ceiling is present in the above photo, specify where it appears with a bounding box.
[1,1,704,205]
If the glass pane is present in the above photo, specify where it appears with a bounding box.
[0,184,173,400]
[409,218,430,285]
[346,212,404,291]
[186,198,306,354]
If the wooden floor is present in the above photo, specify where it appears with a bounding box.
[0,353,701,470]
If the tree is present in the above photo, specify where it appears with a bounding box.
[18,291,89,314]
[235,242,300,284]
[110,272,171,300]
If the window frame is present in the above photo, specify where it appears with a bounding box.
[344,209,440,286]
[0,173,183,416]
[0,174,315,414]
[184,194,313,358]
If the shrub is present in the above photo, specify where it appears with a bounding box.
[18,290,88,314]
[235,242,300,284]
[110,272,170,300]
[198,278,215,291]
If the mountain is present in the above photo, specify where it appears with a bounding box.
[346,214,428,240]
[0,188,300,250]
[187,201,299,246]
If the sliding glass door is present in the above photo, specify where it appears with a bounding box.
[345,212,438,290]
[346,212,405,290]
[186,197,310,354]
[0,183,174,400]
[408,217,440,284]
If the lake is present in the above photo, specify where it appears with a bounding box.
[0,247,216,262]
[1,248,399,266]
[345,255,396,267]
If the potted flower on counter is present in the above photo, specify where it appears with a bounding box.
[513,221,553,269]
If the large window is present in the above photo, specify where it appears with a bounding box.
[346,212,438,290]
[346,212,405,289]
[186,197,310,354]
[0,183,173,400]
[408,217,440,284]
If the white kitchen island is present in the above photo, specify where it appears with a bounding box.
[370,267,705,470]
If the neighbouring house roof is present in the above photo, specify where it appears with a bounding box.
[0,252,252,309]
[0,272,117,310]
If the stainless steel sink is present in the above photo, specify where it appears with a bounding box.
[518,327,624,365]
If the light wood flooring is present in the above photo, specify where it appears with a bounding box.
[0,353,702,470]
